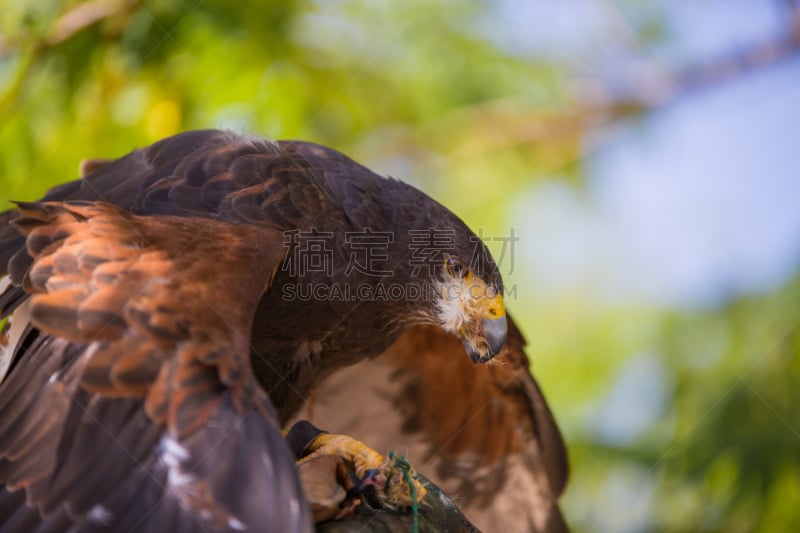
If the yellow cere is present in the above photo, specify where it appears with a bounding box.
[483,291,505,319]
[463,271,506,319]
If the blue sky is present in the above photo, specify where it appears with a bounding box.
[501,0,800,309]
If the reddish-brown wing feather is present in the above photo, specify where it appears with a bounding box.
[15,201,277,430]
[0,202,311,532]
[294,318,569,533]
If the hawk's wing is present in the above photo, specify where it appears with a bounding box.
[0,202,311,532]
[294,317,568,533]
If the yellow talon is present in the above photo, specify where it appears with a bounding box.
[297,433,385,479]
[297,432,427,510]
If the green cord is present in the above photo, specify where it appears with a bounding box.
[389,451,419,533]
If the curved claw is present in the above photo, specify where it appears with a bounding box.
[345,468,385,499]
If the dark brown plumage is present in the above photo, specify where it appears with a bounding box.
[0,129,566,532]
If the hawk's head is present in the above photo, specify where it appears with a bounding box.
[432,254,506,364]
[265,139,509,365]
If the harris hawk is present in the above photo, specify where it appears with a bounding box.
[0,130,567,532]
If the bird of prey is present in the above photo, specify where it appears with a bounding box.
[0,129,567,532]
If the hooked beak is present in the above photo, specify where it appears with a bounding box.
[462,315,508,364]
[483,315,508,357]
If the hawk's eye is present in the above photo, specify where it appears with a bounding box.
[446,257,466,278]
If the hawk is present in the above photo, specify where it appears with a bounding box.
[0,130,566,532]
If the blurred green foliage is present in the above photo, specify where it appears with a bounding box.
[1,1,798,532]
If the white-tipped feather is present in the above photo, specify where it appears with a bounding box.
[160,436,195,490]
[228,517,246,531]
[87,504,113,525]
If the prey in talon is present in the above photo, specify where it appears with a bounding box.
[287,421,427,517]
